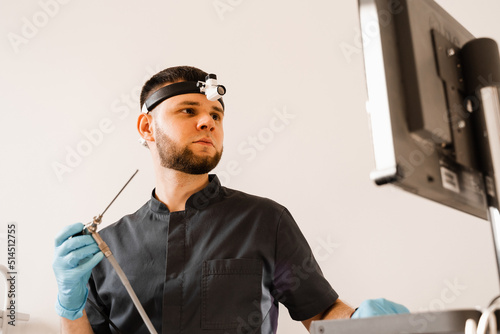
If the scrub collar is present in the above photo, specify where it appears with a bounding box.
[149,174,221,214]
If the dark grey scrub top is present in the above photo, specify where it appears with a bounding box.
[86,174,338,334]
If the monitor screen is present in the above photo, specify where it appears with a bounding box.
[359,0,500,220]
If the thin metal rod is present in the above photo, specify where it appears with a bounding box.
[99,170,139,218]
[481,86,500,287]
[87,170,156,333]
[106,255,158,334]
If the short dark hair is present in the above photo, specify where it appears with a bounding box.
[140,66,209,109]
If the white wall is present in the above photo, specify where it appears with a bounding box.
[1,0,500,333]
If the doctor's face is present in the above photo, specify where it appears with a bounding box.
[152,92,224,174]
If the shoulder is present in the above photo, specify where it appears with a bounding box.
[99,200,150,237]
[218,185,290,219]
[220,185,283,207]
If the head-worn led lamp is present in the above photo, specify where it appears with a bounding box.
[141,73,226,114]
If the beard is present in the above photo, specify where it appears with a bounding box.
[154,123,223,175]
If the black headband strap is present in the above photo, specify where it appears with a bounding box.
[142,81,224,113]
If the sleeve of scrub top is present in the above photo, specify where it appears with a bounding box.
[85,274,113,334]
[272,207,339,321]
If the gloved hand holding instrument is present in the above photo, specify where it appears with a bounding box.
[52,170,158,334]
[53,223,104,320]
[351,298,410,319]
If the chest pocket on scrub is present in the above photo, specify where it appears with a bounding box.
[201,258,263,330]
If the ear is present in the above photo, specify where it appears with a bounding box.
[137,113,155,143]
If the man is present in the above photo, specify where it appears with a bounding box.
[53,66,408,333]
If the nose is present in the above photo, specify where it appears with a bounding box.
[196,112,215,131]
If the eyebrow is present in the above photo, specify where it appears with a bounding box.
[176,100,224,114]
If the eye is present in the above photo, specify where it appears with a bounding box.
[180,108,195,115]
[212,112,223,121]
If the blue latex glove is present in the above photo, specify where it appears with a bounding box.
[351,298,409,319]
[53,223,104,320]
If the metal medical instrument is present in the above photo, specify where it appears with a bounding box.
[78,169,158,334]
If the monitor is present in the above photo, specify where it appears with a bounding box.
[359,0,500,220]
